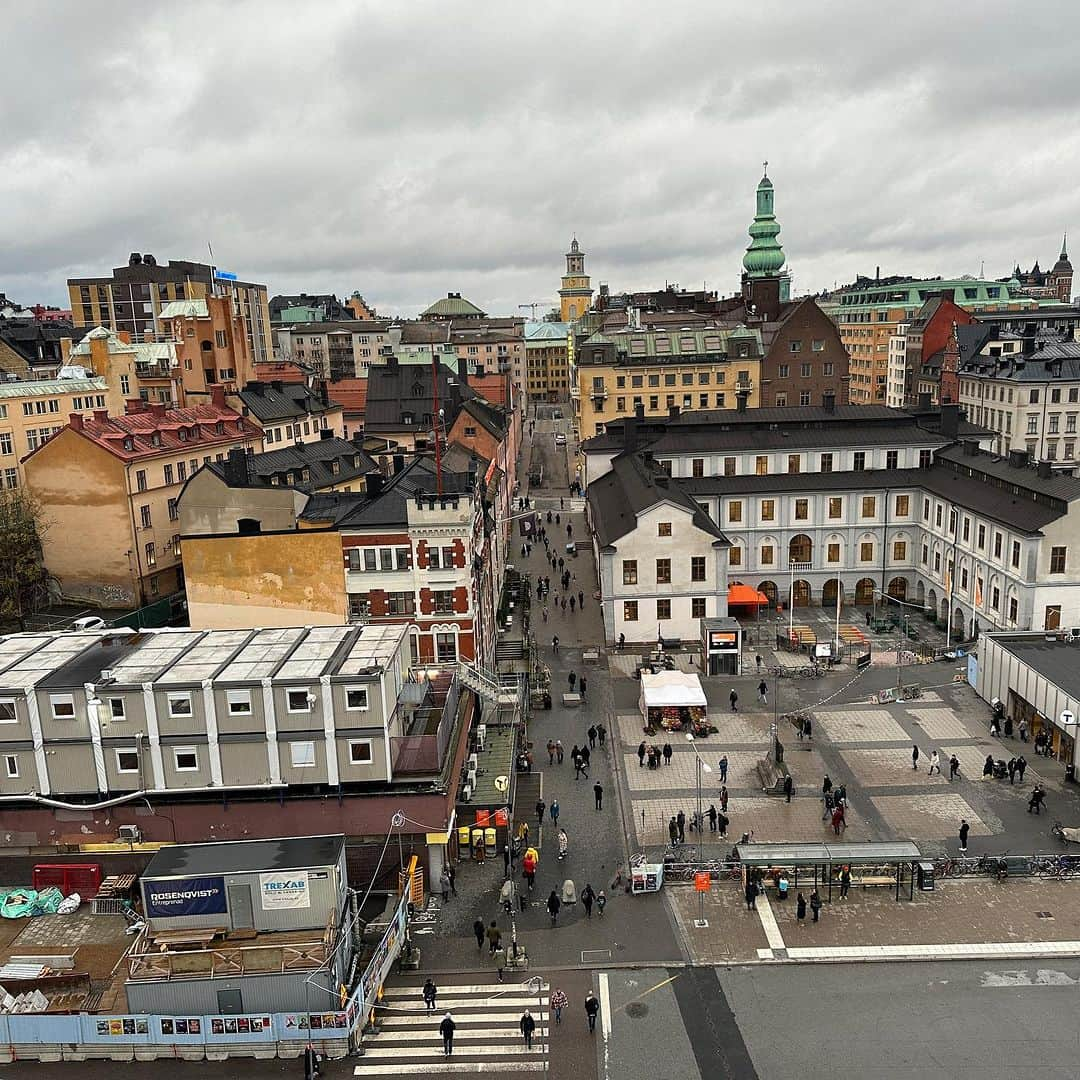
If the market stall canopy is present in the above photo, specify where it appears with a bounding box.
[728,584,769,606]
[640,670,708,709]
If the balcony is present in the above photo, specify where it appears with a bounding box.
[390,668,459,775]
[589,386,608,401]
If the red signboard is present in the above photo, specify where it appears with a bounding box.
[694,872,711,893]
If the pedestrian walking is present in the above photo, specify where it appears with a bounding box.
[588,725,597,749]
[912,744,920,770]
[803,715,812,740]
[831,804,846,835]
[928,750,941,776]
[618,632,625,651]
[796,714,805,741]
[810,889,822,923]
[756,654,763,673]
[594,781,604,810]
[547,740,556,765]
[440,1012,455,1056]
[523,848,537,890]
[717,812,729,838]
[580,746,590,776]
[707,804,717,832]
[570,596,576,613]
[758,679,768,706]
[520,1010,536,1049]
[536,799,546,828]
[597,890,607,916]
[573,753,584,779]
[745,877,758,910]
[448,863,456,897]
[637,741,646,767]
[949,754,960,781]
[552,635,559,655]
[1017,755,1028,781]
[579,590,584,609]
[1007,757,1017,784]
[663,742,673,766]
[983,754,994,777]
[677,810,686,844]
[718,754,729,782]
[822,789,834,821]
[547,890,561,925]
[783,774,794,803]
[1019,718,1029,742]
[839,865,851,900]
[597,723,607,747]
[730,688,739,711]
[579,676,587,699]
[550,799,560,826]
[959,819,969,852]
[550,988,568,1025]
[582,883,596,918]
[668,817,679,847]
[487,921,501,954]
[796,892,807,924]
[1029,784,1046,814]
[473,918,486,950]
[423,978,438,1013]
[720,785,729,812]
[440,866,451,903]
[585,991,600,1033]
[568,671,577,691]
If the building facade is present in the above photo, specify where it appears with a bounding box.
[235,380,346,447]
[559,239,593,322]
[525,321,572,404]
[272,321,392,380]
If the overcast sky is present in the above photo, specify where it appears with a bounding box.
[3,1,1079,318]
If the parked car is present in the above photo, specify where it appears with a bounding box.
[72,616,108,631]
[554,433,567,447]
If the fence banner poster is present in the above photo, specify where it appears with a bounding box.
[144,876,227,917]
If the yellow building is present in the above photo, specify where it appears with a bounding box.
[525,321,573,403]
[575,326,763,437]
[559,239,593,322]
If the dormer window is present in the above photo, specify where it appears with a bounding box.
[353,455,361,468]
[215,421,224,435]
[178,429,187,442]
[331,460,340,475]
[412,383,424,398]
[150,432,161,447]
[123,437,134,451]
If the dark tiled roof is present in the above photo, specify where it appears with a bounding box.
[935,444,1080,501]
[363,363,477,432]
[245,436,375,491]
[237,381,342,423]
[586,453,729,548]
[459,397,508,440]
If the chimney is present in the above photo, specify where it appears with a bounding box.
[634,403,645,421]
[822,392,836,413]
[210,384,226,409]
[93,409,108,424]
[940,403,959,438]
[125,398,144,414]
[1038,460,1053,479]
[117,331,132,345]
[962,439,979,457]
[366,472,384,496]
[386,355,398,370]
[917,392,931,409]
[668,405,680,419]
[69,412,84,432]
[624,417,638,454]
[736,389,749,413]
[60,338,73,363]
[320,428,333,440]
[270,380,284,393]
[875,266,880,282]
[246,381,263,394]
[225,447,249,486]
[149,402,166,419]
[457,357,468,384]
[392,453,406,474]
[1008,448,1029,469]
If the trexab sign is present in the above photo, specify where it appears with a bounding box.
[259,871,310,909]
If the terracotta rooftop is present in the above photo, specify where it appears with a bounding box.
[327,377,367,415]
[254,361,307,383]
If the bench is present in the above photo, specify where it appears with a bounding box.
[582,649,600,665]
[756,756,791,795]
[853,875,896,889]
[562,693,582,708]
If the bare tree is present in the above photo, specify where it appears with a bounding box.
[0,489,50,631]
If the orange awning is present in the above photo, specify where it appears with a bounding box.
[728,584,769,606]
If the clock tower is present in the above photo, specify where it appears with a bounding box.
[559,238,593,322]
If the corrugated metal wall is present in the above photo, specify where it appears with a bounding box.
[125,970,326,1016]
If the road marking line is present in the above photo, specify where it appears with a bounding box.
[785,941,1080,962]
[756,895,787,950]
[598,971,611,1039]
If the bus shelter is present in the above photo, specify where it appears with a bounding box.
[734,841,923,902]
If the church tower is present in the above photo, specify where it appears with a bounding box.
[741,165,790,319]
[559,238,593,322]
[1052,234,1073,302]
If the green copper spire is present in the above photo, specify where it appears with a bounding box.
[743,162,786,278]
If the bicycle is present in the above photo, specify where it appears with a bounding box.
[799,664,825,679]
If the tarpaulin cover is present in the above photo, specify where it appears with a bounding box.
[639,671,708,709]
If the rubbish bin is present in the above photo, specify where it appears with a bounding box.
[917,861,935,891]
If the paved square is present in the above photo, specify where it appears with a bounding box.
[937,743,1001,782]
[814,708,910,743]
[906,707,976,741]
[617,712,769,749]
[841,747,950,787]
[622,750,760,792]
[870,792,992,839]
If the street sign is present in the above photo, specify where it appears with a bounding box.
[214,270,238,281]
[694,872,711,893]
[1062,709,1076,728]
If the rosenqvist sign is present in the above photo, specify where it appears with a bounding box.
[144,876,227,918]
[259,871,310,910]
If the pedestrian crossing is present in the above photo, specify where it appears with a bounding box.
[355,980,550,1075]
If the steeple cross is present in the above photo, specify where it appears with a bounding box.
[763,160,768,177]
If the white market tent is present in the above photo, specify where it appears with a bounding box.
[639,670,707,716]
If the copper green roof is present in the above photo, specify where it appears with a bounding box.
[743,169,786,279]
[420,293,486,318]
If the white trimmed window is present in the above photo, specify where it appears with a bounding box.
[173,747,199,772]
[167,693,192,718]
[290,741,316,768]
[0,699,16,724]
[4,754,17,778]
[287,689,312,713]
[109,698,125,719]
[227,690,252,715]
[345,688,369,712]
[50,694,75,719]
[115,749,139,773]
[348,740,373,765]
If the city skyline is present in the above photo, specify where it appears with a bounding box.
[2,1,1079,315]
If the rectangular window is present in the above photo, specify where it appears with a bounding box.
[820,453,833,473]
[977,524,986,549]
[173,747,199,772]
[0,433,12,456]
[728,501,742,523]
[1051,546,1067,573]
[50,694,75,719]
[4,755,16,779]
[860,542,874,562]
[287,689,311,713]
[894,495,909,516]
[163,464,174,486]
[691,557,706,582]
[348,740,373,765]
[167,693,192,718]
[436,633,458,662]
[656,559,671,584]
[1009,597,1018,621]
[136,470,147,492]
[691,598,706,618]
[227,690,252,715]
[116,749,140,774]
[145,542,156,567]
[801,363,812,378]
[799,391,811,406]
[622,560,638,585]
[658,522,672,537]
[139,504,152,529]
[290,741,316,768]
[346,688,369,711]
[828,497,842,519]
[893,541,907,560]
[623,601,638,622]
[787,454,800,474]
[428,547,441,569]
[0,699,15,724]
[861,496,876,518]
[656,598,671,620]
[433,591,455,614]
[756,455,768,475]
[168,498,178,521]
[993,532,1002,559]
[724,457,736,477]
[1011,540,1021,569]
[827,543,840,563]
[728,547,742,567]
[779,364,790,379]
[795,499,808,520]
[935,505,943,528]
[692,458,704,478]
[761,544,774,566]
[760,499,775,522]
[853,452,865,471]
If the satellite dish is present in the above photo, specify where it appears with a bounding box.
[494,775,510,793]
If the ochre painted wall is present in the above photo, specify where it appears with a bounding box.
[183,529,347,628]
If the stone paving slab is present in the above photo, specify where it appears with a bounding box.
[814,708,911,743]
[622,751,761,792]
[667,885,770,965]
[870,792,991,839]
[908,707,977,741]
[840,747,952,788]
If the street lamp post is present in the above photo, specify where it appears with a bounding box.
[685,733,712,928]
